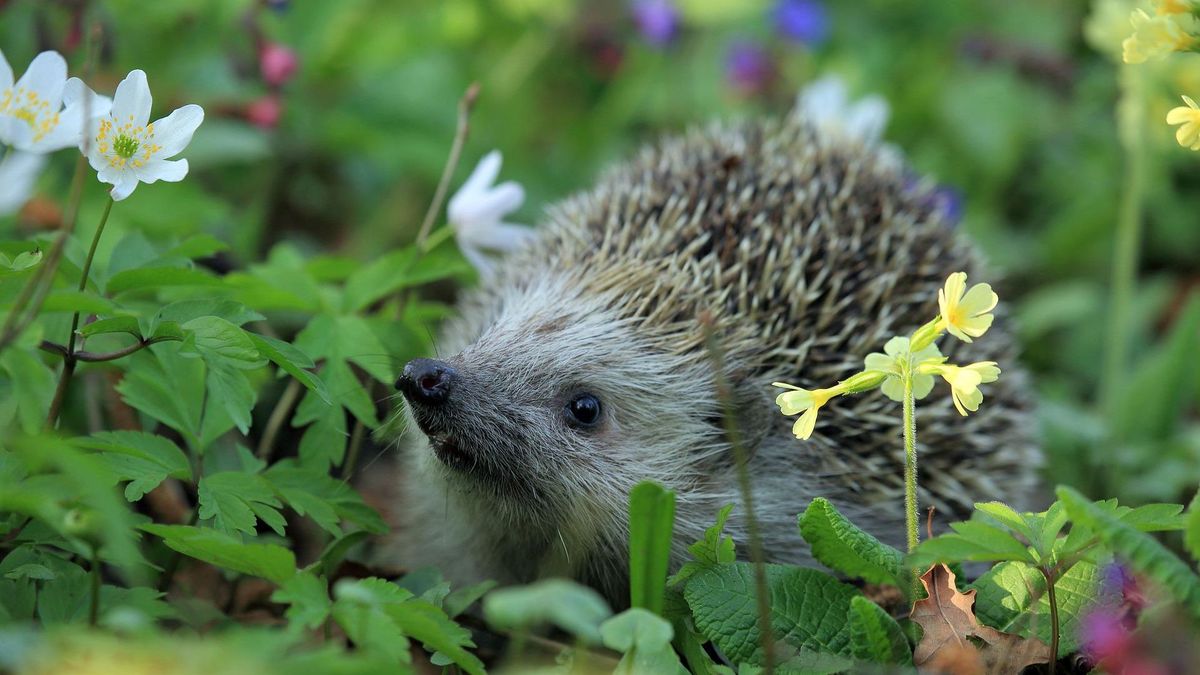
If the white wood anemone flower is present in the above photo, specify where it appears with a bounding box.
[0,150,46,215]
[447,150,536,278]
[0,49,111,153]
[84,70,203,201]
[797,75,890,144]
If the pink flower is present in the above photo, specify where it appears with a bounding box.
[259,43,298,87]
[246,95,282,129]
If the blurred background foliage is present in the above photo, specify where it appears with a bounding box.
[0,0,1197,506]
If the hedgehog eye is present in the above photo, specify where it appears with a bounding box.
[564,393,602,428]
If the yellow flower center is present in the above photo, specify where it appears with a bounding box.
[0,87,61,142]
[95,116,162,170]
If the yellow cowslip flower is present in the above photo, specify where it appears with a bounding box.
[937,272,998,343]
[1167,95,1200,149]
[772,382,844,440]
[1154,0,1194,15]
[1123,9,1197,63]
[919,361,1000,416]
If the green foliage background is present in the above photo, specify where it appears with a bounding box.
[1,0,1199,672]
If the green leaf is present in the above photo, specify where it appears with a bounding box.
[272,572,332,631]
[79,316,141,338]
[198,472,287,537]
[204,361,257,434]
[5,563,55,581]
[684,563,859,664]
[910,517,1036,568]
[444,579,498,618]
[1118,503,1187,531]
[248,333,331,403]
[182,316,262,365]
[264,462,387,535]
[1057,486,1200,617]
[600,608,687,675]
[798,497,905,587]
[629,481,676,615]
[73,431,192,501]
[483,579,612,645]
[384,599,485,675]
[164,233,229,260]
[341,245,471,313]
[970,560,1101,656]
[847,595,912,664]
[141,524,296,584]
[975,501,1037,544]
[106,266,221,295]
[1,348,55,434]
[332,579,414,664]
[670,504,736,585]
[1112,294,1200,443]
[295,389,348,469]
[41,290,116,315]
[155,298,264,327]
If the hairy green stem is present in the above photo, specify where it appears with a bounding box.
[903,367,918,553]
[46,197,115,430]
[1101,66,1145,431]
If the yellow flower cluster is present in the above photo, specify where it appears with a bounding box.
[1116,0,1200,150]
[773,273,1002,440]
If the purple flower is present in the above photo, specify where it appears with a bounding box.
[772,0,829,46]
[631,0,679,46]
[725,42,774,95]
[929,185,964,224]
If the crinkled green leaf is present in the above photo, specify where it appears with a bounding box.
[847,595,911,664]
[799,497,905,587]
[684,563,859,664]
[970,560,1101,656]
[141,524,296,583]
[670,504,736,586]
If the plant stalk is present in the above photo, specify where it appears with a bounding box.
[88,545,102,626]
[903,367,918,553]
[1043,567,1059,675]
[46,196,115,430]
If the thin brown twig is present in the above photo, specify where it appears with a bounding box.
[39,337,171,362]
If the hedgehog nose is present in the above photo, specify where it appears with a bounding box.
[397,358,455,405]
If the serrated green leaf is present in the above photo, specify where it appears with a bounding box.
[684,563,859,664]
[332,578,415,663]
[971,560,1100,656]
[670,504,735,586]
[106,266,221,295]
[1118,503,1187,531]
[484,579,612,645]
[205,362,257,434]
[155,298,264,327]
[799,497,905,587]
[341,245,471,314]
[384,599,485,675]
[847,595,911,664]
[182,316,262,365]
[141,524,296,583]
[73,431,192,501]
[296,389,348,469]
[272,572,331,631]
[975,501,1037,544]
[264,461,387,535]
[444,579,498,618]
[41,290,116,315]
[1058,486,1200,617]
[198,472,286,537]
[5,563,55,581]
[78,316,140,338]
[248,333,330,403]
[1,347,55,434]
[629,481,676,615]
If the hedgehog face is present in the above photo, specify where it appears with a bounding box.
[397,276,726,522]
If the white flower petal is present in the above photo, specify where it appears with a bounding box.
[13,51,67,110]
[456,234,495,278]
[461,221,535,253]
[798,76,848,125]
[452,181,524,227]
[844,96,889,143]
[150,104,203,157]
[0,49,13,91]
[135,158,188,184]
[108,172,140,201]
[0,150,46,215]
[454,151,503,206]
[111,70,152,128]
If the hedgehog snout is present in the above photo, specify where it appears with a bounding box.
[396,358,456,406]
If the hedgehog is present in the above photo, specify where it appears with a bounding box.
[389,103,1041,608]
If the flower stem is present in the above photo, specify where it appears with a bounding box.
[1042,567,1060,675]
[45,196,115,430]
[903,367,919,554]
[88,545,102,626]
[1101,66,1145,430]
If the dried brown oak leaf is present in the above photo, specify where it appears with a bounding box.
[910,564,1053,675]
